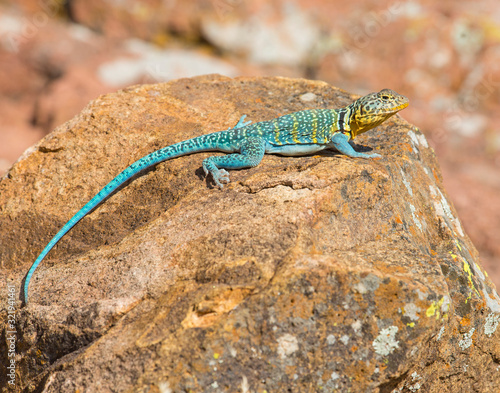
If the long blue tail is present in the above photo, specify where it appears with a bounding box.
[23,134,222,304]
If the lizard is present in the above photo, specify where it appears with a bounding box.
[23,88,409,304]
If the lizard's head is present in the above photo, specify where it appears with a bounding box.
[349,89,409,137]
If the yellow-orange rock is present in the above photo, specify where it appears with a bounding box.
[1,76,499,392]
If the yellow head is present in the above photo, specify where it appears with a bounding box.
[348,89,409,137]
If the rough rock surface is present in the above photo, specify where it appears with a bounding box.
[1,76,500,392]
[2,1,500,290]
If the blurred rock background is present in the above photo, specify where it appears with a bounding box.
[1,0,499,287]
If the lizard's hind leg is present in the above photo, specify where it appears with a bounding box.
[202,136,266,188]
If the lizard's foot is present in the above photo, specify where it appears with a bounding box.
[331,132,382,159]
[202,138,265,189]
[358,152,382,159]
[229,115,252,130]
[203,162,230,188]
[211,169,230,188]
[215,169,230,186]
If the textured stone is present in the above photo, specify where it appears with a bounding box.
[2,1,500,292]
[1,76,500,392]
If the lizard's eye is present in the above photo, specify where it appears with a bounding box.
[381,95,390,100]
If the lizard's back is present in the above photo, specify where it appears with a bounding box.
[242,109,338,146]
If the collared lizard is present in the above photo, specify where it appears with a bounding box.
[23,88,408,304]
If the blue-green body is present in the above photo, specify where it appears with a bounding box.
[23,89,409,304]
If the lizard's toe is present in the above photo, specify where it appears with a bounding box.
[356,152,382,159]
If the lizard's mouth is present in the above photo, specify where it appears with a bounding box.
[380,101,409,114]
[394,101,409,111]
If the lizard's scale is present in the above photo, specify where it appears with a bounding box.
[23,88,409,304]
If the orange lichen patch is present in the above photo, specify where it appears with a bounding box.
[343,361,377,385]
[278,292,315,321]
[460,317,471,327]
[373,279,405,317]
[376,263,407,276]
[403,143,413,152]
[431,167,440,183]
[407,224,420,239]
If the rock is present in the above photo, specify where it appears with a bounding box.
[67,0,202,40]
[1,76,500,392]
[440,156,500,295]
[97,40,238,87]
[2,0,500,296]
[200,2,321,66]
[0,5,115,168]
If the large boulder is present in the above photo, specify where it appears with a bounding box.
[1,75,499,392]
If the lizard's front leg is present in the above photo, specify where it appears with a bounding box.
[331,132,381,158]
[230,115,252,129]
[202,137,266,188]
